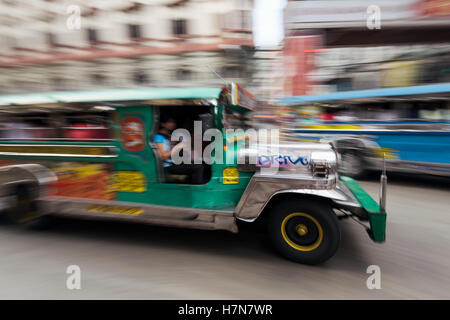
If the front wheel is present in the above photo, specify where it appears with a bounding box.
[267,199,341,265]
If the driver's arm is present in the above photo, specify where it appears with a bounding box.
[155,142,172,160]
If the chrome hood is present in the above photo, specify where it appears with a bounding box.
[237,142,338,177]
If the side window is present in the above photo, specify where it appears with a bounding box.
[0,114,55,140]
[63,113,112,141]
[153,104,214,185]
[0,111,112,141]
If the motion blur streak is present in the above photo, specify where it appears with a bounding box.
[0,0,450,299]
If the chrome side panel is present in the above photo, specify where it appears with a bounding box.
[234,172,362,221]
[0,164,57,210]
[38,196,238,233]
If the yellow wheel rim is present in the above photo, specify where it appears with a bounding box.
[281,212,323,252]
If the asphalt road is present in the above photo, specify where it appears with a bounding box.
[0,173,449,299]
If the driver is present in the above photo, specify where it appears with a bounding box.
[153,115,205,185]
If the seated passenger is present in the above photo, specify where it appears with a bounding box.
[153,115,205,185]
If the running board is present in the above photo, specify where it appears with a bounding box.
[37,196,238,233]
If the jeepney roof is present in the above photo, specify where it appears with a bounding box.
[0,87,223,107]
[280,82,450,105]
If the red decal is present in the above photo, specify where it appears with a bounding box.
[120,116,145,152]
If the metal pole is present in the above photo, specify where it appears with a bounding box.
[379,153,387,211]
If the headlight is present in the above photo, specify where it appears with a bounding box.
[310,151,337,178]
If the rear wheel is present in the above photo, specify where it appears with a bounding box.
[4,184,51,229]
[267,199,340,265]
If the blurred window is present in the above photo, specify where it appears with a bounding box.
[133,71,148,84]
[129,24,142,39]
[91,74,106,85]
[87,29,98,43]
[155,105,213,184]
[0,114,55,140]
[0,112,112,141]
[46,33,57,47]
[175,69,192,81]
[239,10,250,29]
[172,19,187,35]
[417,101,449,121]
[224,10,251,30]
[221,66,242,79]
[63,113,111,141]
[52,77,65,91]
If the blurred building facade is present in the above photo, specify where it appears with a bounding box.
[0,0,254,94]
[250,48,286,104]
[283,0,450,95]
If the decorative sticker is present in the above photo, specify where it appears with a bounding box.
[52,163,115,200]
[111,171,146,193]
[257,148,310,168]
[87,205,143,216]
[120,116,145,152]
[223,167,239,184]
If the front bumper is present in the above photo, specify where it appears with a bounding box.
[337,176,387,243]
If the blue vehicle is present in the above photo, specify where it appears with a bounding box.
[280,83,450,178]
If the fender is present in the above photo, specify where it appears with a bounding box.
[0,164,57,210]
[234,173,362,222]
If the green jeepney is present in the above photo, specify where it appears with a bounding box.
[0,84,386,265]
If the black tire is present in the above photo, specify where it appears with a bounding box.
[267,199,341,265]
[338,150,367,179]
